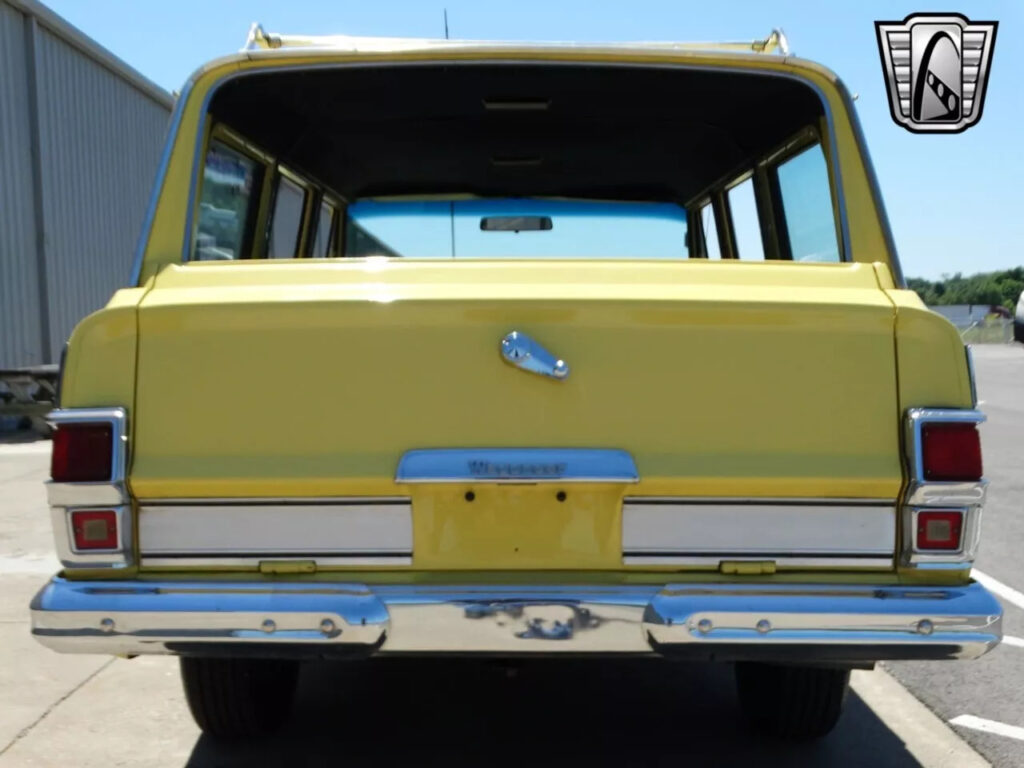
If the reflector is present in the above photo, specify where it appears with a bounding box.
[916,510,963,550]
[921,422,982,481]
[51,423,113,482]
[70,510,118,550]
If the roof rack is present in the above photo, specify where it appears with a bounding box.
[243,23,791,57]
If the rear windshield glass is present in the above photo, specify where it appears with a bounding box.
[346,199,688,259]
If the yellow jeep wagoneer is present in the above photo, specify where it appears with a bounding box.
[31,27,1002,740]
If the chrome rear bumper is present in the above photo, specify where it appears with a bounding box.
[31,578,1002,662]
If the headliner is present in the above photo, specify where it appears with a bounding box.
[209,62,824,203]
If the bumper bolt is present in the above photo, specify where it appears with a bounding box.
[697,618,713,634]
[320,619,337,635]
[99,618,115,633]
[917,619,934,636]
[756,619,771,634]
[261,619,276,634]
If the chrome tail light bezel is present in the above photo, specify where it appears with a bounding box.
[46,408,132,569]
[902,408,987,568]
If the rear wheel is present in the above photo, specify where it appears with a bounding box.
[180,657,299,739]
[735,662,850,740]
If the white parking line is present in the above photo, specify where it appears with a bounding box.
[951,715,1024,742]
[1001,635,1024,649]
[973,569,1024,612]
[852,669,989,767]
[0,442,51,456]
[0,554,60,575]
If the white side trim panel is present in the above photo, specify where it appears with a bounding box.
[139,503,412,557]
[622,502,895,558]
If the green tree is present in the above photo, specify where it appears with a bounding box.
[907,269,1023,311]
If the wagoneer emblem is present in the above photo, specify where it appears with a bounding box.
[876,13,997,133]
[468,461,567,479]
[500,331,569,380]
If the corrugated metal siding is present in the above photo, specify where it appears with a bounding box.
[0,2,42,367]
[35,26,170,359]
[0,0,171,367]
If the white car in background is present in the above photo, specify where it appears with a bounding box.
[1016,291,1024,342]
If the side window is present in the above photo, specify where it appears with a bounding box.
[727,178,764,261]
[310,199,336,258]
[195,140,260,261]
[776,143,840,263]
[266,172,307,259]
[700,203,721,260]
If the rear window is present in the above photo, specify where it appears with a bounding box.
[194,141,260,261]
[776,144,841,263]
[266,173,306,259]
[192,64,847,265]
[345,199,689,259]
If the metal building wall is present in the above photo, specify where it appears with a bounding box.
[0,2,43,368]
[0,0,172,368]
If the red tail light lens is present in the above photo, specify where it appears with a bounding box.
[70,510,119,550]
[51,423,113,482]
[916,510,963,550]
[921,422,982,481]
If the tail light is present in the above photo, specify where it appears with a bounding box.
[47,408,130,569]
[51,423,114,482]
[921,422,982,481]
[904,408,986,568]
[70,510,119,550]
[915,510,963,551]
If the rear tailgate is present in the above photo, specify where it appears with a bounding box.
[130,259,901,570]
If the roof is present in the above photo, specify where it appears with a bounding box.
[242,23,792,58]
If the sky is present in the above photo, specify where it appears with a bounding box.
[43,0,1023,280]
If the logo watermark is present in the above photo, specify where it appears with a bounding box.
[876,13,997,133]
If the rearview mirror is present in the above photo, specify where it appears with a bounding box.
[480,216,553,232]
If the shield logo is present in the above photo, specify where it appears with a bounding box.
[876,14,998,133]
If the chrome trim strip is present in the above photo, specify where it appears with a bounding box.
[31,578,1001,659]
[905,480,987,507]
[49,506,133,570]
[623,555,893,568]
[47,482,126,508]
[141,555,412,568]
[176,60,851,266]
[965,345,979,408]
[143,557,411,569]
[135,496,410,506]
[396,448,638,484]
[129,85,190,286]
[139,503,413,557]
[622,502,895,559]
[625,497,894,506]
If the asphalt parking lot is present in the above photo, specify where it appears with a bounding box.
[0,345,1020,767]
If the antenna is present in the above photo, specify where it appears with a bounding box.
[443,9,449,40]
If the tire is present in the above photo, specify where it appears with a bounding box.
[180,657,300,739]
[735,662,850,740]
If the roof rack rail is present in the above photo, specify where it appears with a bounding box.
[243,23,791,57]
